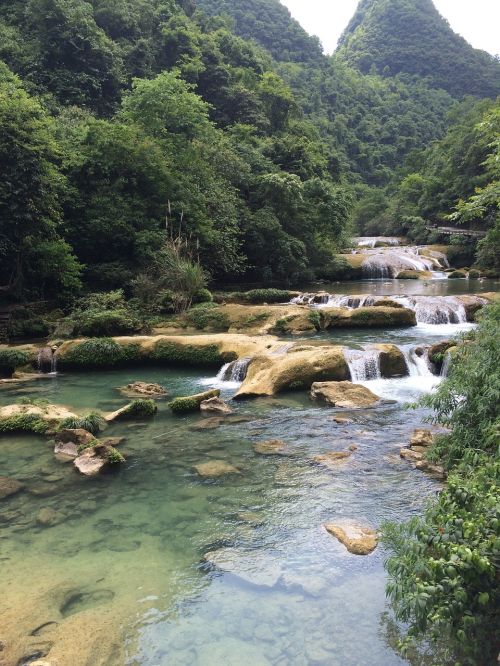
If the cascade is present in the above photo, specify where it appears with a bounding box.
[345,348,382,381]
[216,358,251,383]
[440,351,452,378]
[37,347,57,374]
[401,346,433,377]
[395,296,469,325]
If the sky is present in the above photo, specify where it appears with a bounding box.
[280,0,500,56]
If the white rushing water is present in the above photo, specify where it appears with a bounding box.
[202,358,252,389]
[355,236,402,248]
[345,348,382,381]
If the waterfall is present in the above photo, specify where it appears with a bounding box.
[345,348,382,381]
[401,346,433,377]
[355,237,401,248]
[395,296,468,325]
[216,358,251,383]
[37,347,57,374]
[326,295,376,308]
[440,351,452,378]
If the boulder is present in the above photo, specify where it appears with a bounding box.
[200,397,233,416]
[235,346,349,399]
[194,460,241,478]
[455,295,488,321]
[415,460,446,480]
[400,448,423,462]
[106,399,157,422]
[0,476,24,500]
[321,306,416,329]
[410,429,435,448]
[0,403,78,431]
[372,298,404,309]
[448,269,467,279]
[324,522,378,555]
[54,441,79,459]
[55,428,95,450]
[374,344,408,378]
[36,507,65,527]
[74,443,125,476]
[169,389,221,414]
[118,381,167,398]
[253,439,286,456]
[428,340,455,367]
[310,381,382,409]
[313,451,352,470]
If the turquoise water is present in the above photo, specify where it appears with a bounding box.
[0,366,441,665]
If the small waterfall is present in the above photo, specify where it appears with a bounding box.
[360,247,442,279]
[355,237,401,248]
[216,358,251,383]
[401,346,433,377]
[345,348,382,381]
[440,351,452,378]
[37,347,57,374]
[326,294,376,308]
[395,296,468,325]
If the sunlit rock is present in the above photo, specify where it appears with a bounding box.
[310,381,382,409]
[324,521,378,555]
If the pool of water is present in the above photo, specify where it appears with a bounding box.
[0,367,441,666]
[297,278,498,297]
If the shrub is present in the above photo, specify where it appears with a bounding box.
[308,311,322,330]
[59,338,142,369]
[192,288,213,304]
[0,413,48,434]
[468,269,481,279]
[184,304,230,331]
[151,341,232,367]
[242,289,292,304]
[315,255,358,280]
[0,349,29,376]
[7,309,50,340]
[58,412,105,435]
[66,290,141,337]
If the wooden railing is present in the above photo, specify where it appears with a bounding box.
[426,225,487,239]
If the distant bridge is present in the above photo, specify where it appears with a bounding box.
[426,225,487,239]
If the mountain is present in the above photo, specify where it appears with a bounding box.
[337,0,500,99]
[196,0,324,63]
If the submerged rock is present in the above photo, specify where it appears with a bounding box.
[235,346,349,399]
[313,451,352,470]
[200,396,233,415]
[310,381,382,409]
[331,416,353,425]
[253,439,286,456]
[0,476,24,500]
[118,381,167,398]
[203,547,282,587]
[36,507,65,527]
[324,522,378,555]
[194,460,241,478]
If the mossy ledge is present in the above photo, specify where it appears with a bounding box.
[169,390,221,414]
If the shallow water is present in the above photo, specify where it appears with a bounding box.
[1,277,497,665]
[298,278,498,297]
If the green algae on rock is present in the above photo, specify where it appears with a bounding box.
[169,390,221,414]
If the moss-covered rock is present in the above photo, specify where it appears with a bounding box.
[428,340,457,369]
[235,346,349,399]
[0,403,78,435]
[322,307,416,328]
[448,269,468,279]
[374,344,408,377]
[169,389,221,414]
[57,338,142,369]
[151,340,231,366]
[0,349,30,377]
[106,399,157,422]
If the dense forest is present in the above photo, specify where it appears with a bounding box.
[0,0,499,304]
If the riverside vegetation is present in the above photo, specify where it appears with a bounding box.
[0,0,499,664]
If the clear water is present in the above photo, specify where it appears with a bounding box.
[1,278,497,665]
[298,278,498,297]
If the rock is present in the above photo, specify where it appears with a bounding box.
[324,522,378,555]
[415,460,446,480]
[118,381,167,398]
[236,512,264,526]
[235,346,349,399]
[372,298,404,309]
[200,397,233,415]
[0,476,24,500]
[428,340,456,368]
[348,444,358,452]
[0,403,78,431]
[74,449,106,476]
[313,451,352,470]
[37,346,55,373]
[106,399,157,422]
[36,507,65,527]
[55,428,96,456]
[331,416,353,425]
[54,441,79,459]
[253,439,286,456]
[400,448,423,462]
[374,344,408,378]
[100,436,125,448]
[310,381,382,409]
[191,417,223,430]
[410,429,435,448]
[396,270,430,280]
[203,548,282,587]
[169,390,221,414]
[448,269,467,279]
[194,460,241,478]
[321,306,416,328]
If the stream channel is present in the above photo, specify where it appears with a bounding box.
[0,277,498,666]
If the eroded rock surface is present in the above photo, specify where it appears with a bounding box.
[194,460,241,478]
[0,476,24,500]
[253,439,286,456]
[200,397,233,415]
[118,381,167,398]
[324,522,378,555]
[310,381,382,409]
[313,451,352,470]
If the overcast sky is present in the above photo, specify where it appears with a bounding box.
[280,0,500,56]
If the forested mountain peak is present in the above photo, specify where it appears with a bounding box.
[196,0,324,63]
[337,0,500,99]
